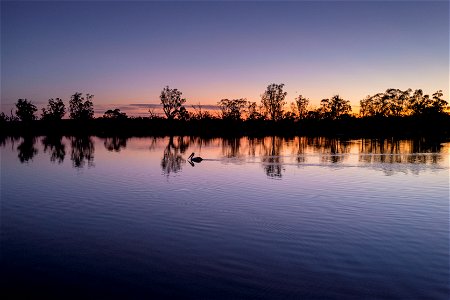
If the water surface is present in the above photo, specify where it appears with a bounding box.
[1,136,449,299]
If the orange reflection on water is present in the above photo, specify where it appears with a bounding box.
[3,136,448,178]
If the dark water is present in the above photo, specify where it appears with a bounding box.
[1,136,449,299]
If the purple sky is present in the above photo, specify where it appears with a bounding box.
[2,1,448,116]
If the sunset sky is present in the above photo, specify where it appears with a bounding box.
[1,1,448,116]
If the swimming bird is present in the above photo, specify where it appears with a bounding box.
[188,152,203,163]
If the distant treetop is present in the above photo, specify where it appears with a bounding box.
[69,92,94,120]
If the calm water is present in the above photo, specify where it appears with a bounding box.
[1,136,449,299]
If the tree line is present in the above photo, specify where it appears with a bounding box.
[1,84,448,123]
[2,92,94,122]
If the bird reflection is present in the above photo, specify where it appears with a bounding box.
[188,152,203,162]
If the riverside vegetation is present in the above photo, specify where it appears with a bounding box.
[1,84,449,137]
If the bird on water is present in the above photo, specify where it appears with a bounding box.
[188,152,203,163]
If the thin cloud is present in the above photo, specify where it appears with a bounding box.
[129,103,162,108]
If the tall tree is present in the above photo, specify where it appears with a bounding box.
[160,86,187,120]
[261,83,287,121]
[69,92,94,120]
[408,89,433,115]
[320,95,351,119]
[384,88,411,117]
[41,98,66,120]
[431,90,448,113]
[15,99,37,121]
[370,92,390,116]
[294,95,310,120]
[360,88,411,117]
[359,95,372,117]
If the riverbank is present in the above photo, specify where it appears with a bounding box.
[1,114,449,138]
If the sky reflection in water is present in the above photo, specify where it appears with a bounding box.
[1,136,449,299]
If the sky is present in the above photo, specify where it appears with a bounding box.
[1,0,449,116]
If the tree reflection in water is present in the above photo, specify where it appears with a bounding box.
[17,136,38,163]
[42,136,66,163]
[0,135,6,147]
[289,137,352,164]
[221,137,248,165]
[0,136,20,149]
[359,138,443,164]
[359,138,444,175]
[70,136,94,168]
[104,136,127,152]
[247,137,257,157]
[222,137,242,158]
[261,136,284,178]
[5,135,448,177]
[295,137,308,163]
[161,136,190,176]
[309,137,350,164]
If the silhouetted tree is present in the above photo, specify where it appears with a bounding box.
[41,98,66,120]
[160,86,187,120]
[42,136,66,163]
[15,99,37,121]
[294,95,310,120]
[103,109,127,119]
[148,108,161,119]
[359,95,372,117]
[431,90,448,113]
[246,101,264,120]
[283,110,297,121]
[69,92,94,120]
[191,103,215,120]
[320,95,351,119]
[384,88,411,116]
[361,88,447,117]
[0,112,8,123]
[359,93,388,117]
[8,109,19,122]
[218,98,247,121]
[261,83,287,121]
[408,89,434,115]
[177,106,190,121]
[17,137,38,162]
[306,109,322,120]
[360,88,412,117]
